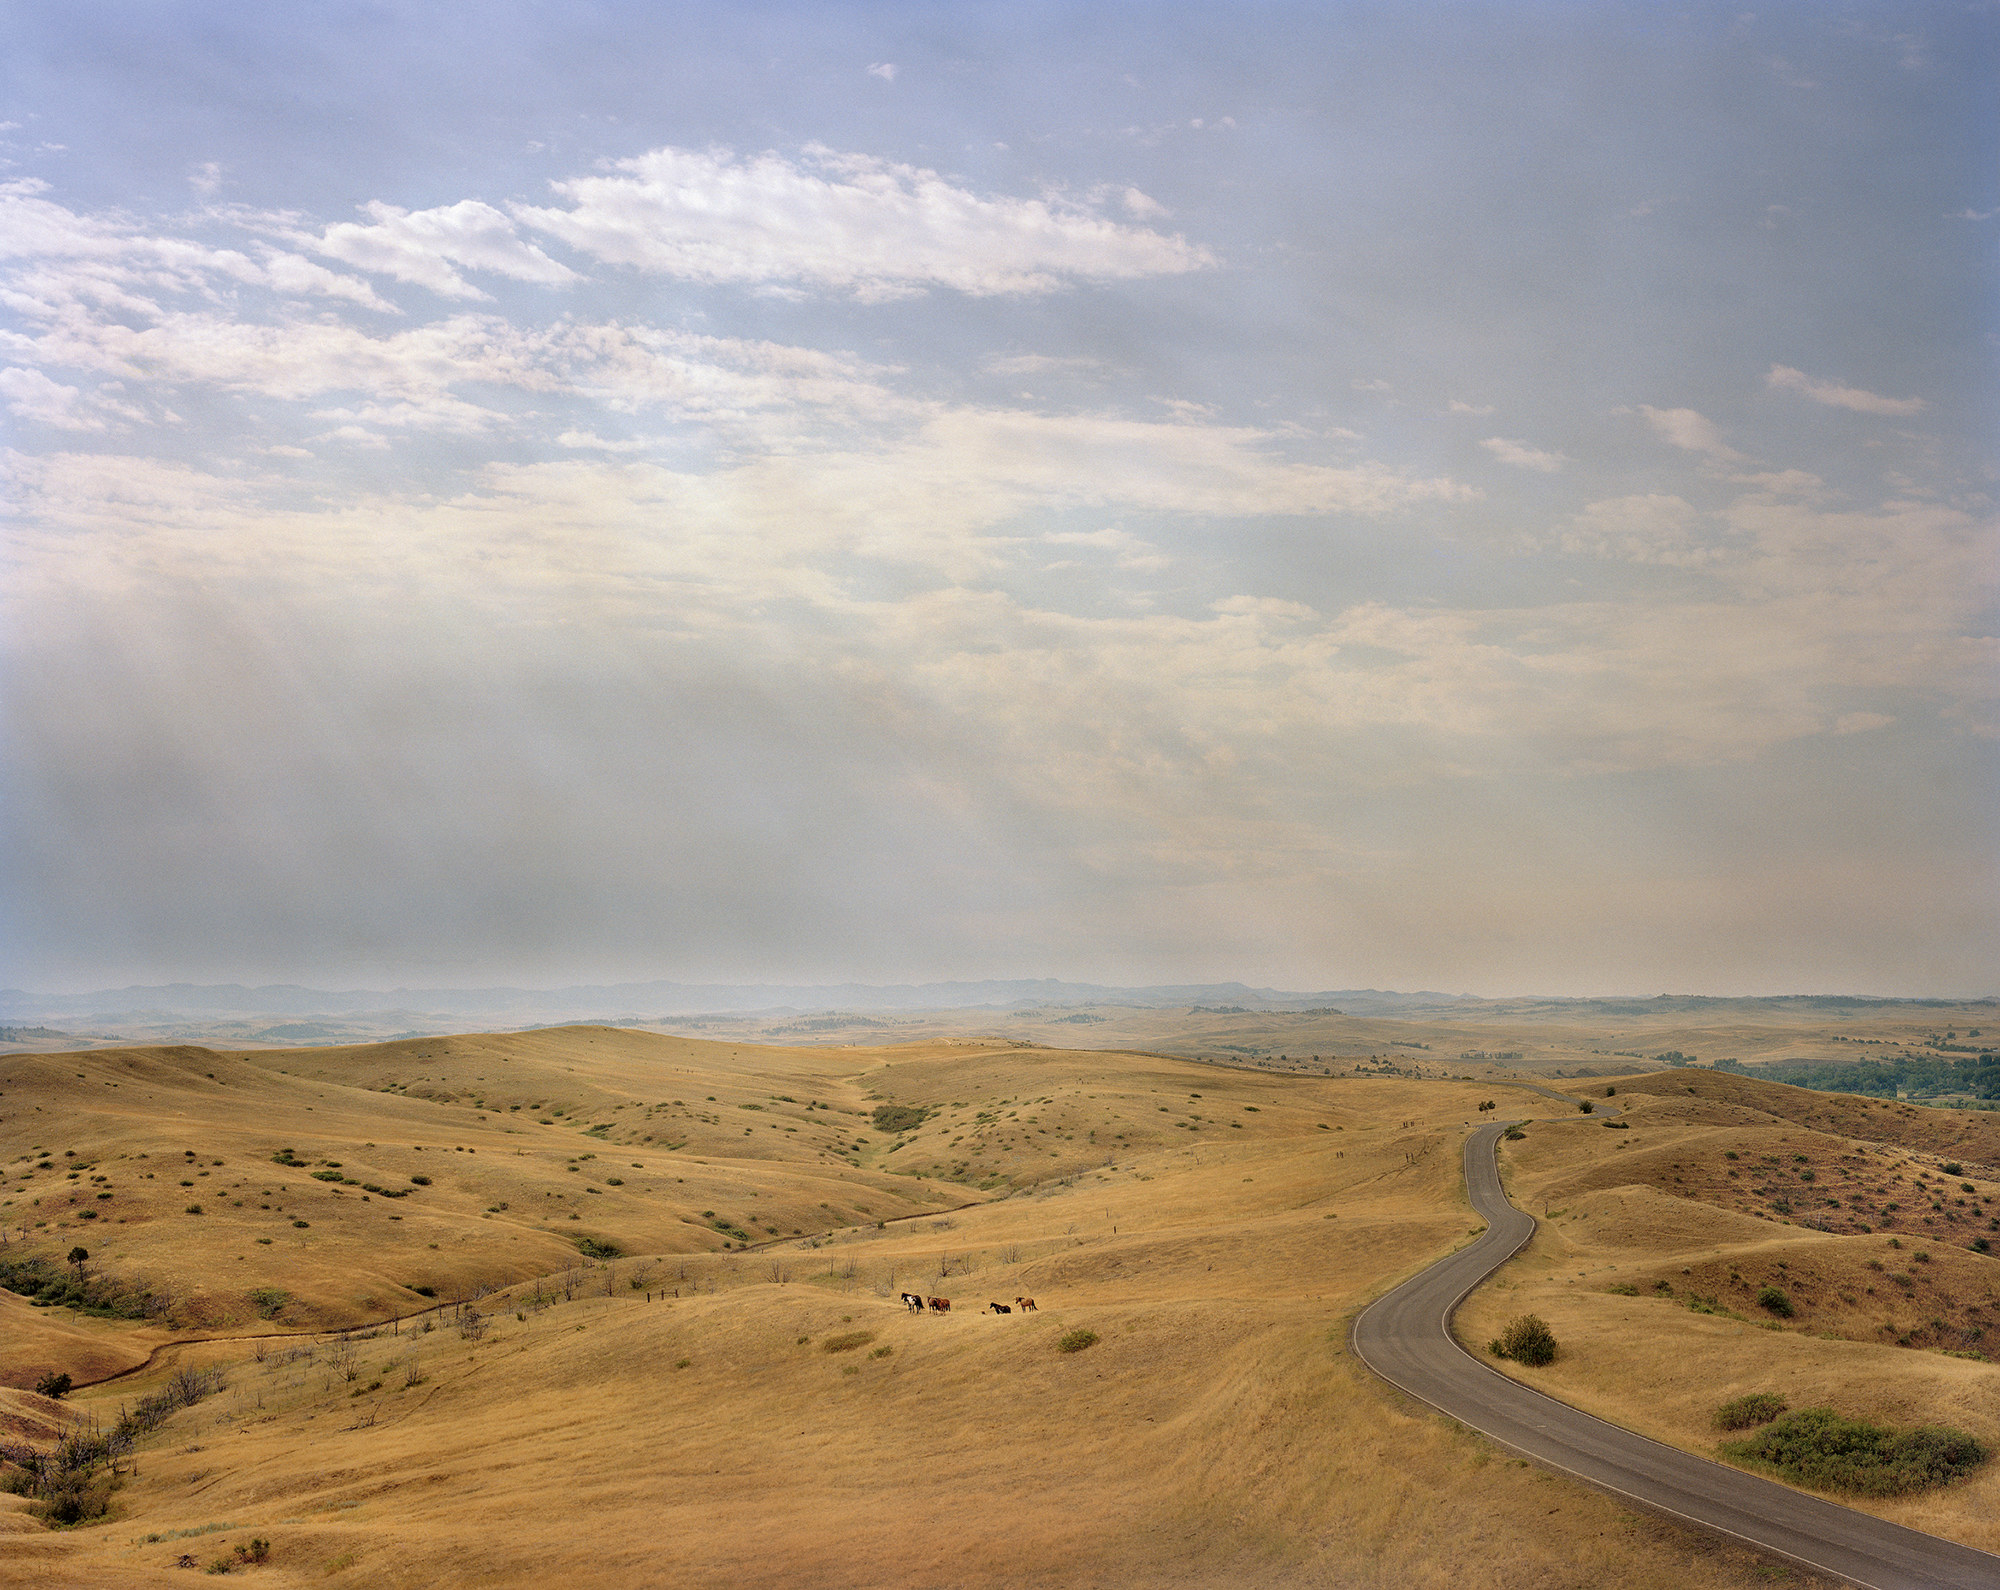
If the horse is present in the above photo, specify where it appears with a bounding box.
[1015,1296,1038,1312]
[988,1302,1012,1314]
[928,1296,951,1313]
[900,1292,925,1312]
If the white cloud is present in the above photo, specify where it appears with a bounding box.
[1639,404,1741,459]
[1447,399,1493,415]
[1479,436,1569,473]
[1557,494,1716,565]
[303,199,580,300]
[867,63,897,81]
[512,144,1213,298]
[1121,187,1168,219]
[0,365,102,429]
[190,162,223,197]
[1765,364,1925,416]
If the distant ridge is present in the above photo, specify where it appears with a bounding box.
[1,981,1990,1026]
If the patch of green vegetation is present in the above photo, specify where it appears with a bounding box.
[870,1103,931,1135]
[1056,1328,1099,1354]
[821,1330,876,1354]
[1714,1392,1788,1431]
[1756,1285,1796,1318]
[572,1235,620,1260]
[1722,1407,1988,1495]
[246,1287,289,1320]
[1488,1314,1557,1366]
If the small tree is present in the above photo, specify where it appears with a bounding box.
[66,1246,88,1280]
[1577,1101,1594,1115]
[34,1371,72,1399]
[1489,1314,1558,1366]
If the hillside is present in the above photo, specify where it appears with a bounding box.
[0,1030,1831,1589]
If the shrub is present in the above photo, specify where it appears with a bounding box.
[1714,1392,1788,1431]
[821,1331,876,1354]
[33,1372,72,1399]
[1489,1314,1557,1366]
[1577,1101,1594,1115]
[1944,1161,1963,1176]
[410,1285,436,1297]
[1057,1329,1099,1354]
[1503,1128,1525,1141]
[408,1174,431,1186]
[573,1235,620,1260]
[1722,1407,1988,1495]
[1756,1286,1795,1318]
[870,1104,930,1135]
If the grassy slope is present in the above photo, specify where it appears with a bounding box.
[1458,1073,2000,1556]
[0,1033,1819,1589]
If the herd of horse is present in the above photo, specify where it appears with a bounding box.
[899,1292,1037,1315]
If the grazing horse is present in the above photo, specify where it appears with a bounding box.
[927,1296,950,1313]
[1015,1296,1038,1312]
[988,1302,1012,1314]
[900,1292,924,1312]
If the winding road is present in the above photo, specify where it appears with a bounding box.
[1351,1120,2000,1590]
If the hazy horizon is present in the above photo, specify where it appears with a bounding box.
[3,3,1994,998]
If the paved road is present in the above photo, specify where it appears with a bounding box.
[1350,1121,2000,1590]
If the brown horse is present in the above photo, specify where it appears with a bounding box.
[1015,1296,1038,1312]
[988,1302,1012,1314]
[927,1296,950,1313]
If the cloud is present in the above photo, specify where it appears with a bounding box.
[190,162,223,197]
[1765,364,1925,416]
[1479,436,1569,473]
[1639,405,1741,459]
[512,144,1213,298]
[303,199,581,300]
[0,365,102,429]
[1447,399,1493,415]
[867,62,897,81]
[1556,494,1716,565]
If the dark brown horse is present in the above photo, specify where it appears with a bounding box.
[927,1296,950,1313]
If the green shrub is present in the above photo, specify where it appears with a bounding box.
[821,1330,876,1354]
[1057,1329,1099,1353]
[1489,1314,1557,1366]
[573,1235,620,1260]
[870,1104,930,1135]
[33,1371,72,1399]
[246,1288,288,1320]
[408,1174,431,1186]
[1756,1286,1795,1318]
[1577,1101,1594,1115]
[1722,1407,1988,1495]
[1714,1392,1788,1431]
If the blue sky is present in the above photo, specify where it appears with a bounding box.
[2,1,1994,994]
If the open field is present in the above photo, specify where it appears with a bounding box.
[5,1026,1997,1586]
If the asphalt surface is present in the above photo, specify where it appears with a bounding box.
[1350,1121,2000,1590]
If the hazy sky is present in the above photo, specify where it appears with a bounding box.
[2,2,1994,996]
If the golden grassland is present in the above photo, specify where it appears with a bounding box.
[1459,1072,2000,1555]
[0,1027,1984,1586]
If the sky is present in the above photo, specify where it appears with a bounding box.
[1,1,1994,997]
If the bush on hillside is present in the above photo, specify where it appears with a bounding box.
[1722,1407,1988,1495]
[1714,1392,1787,1431]
[1756,1286,1795,1318]
[870,1104,930,1135]
[1057,1329,1099,1353]
[1488,1314,1558,1366]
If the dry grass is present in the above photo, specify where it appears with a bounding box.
[0,1031,1891,1587]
